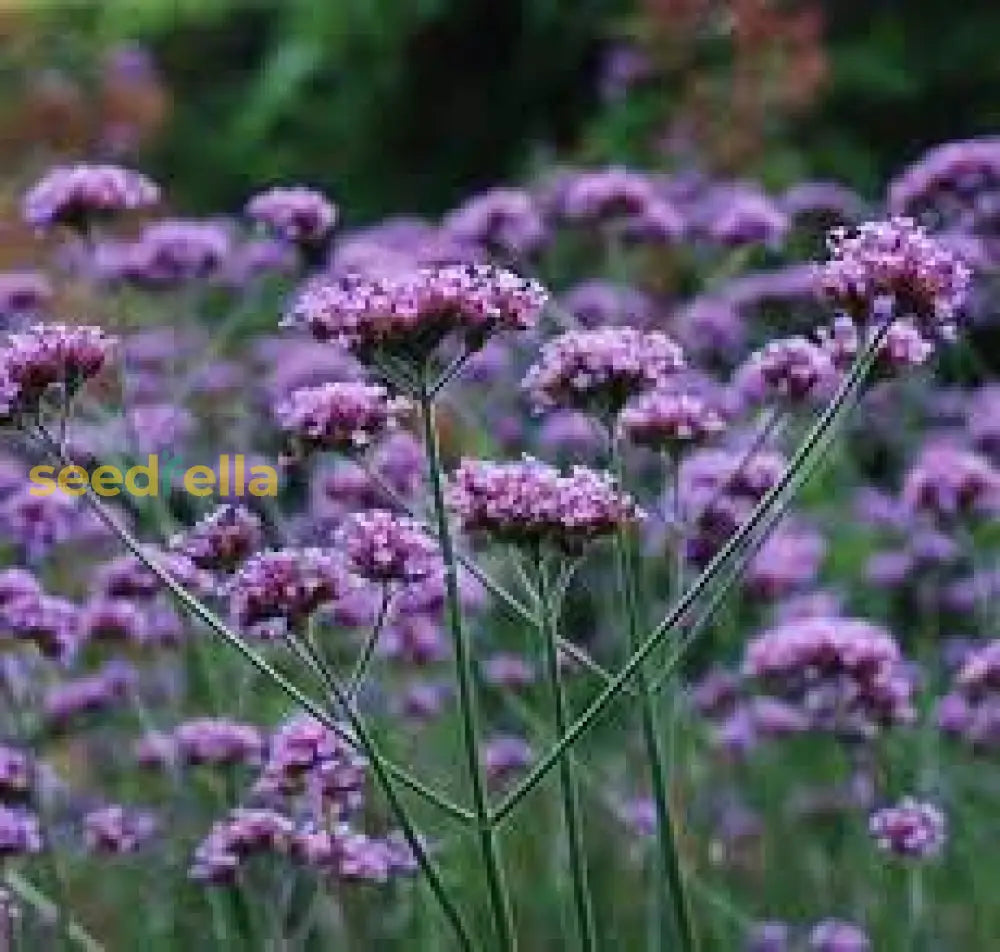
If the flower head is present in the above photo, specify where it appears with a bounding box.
[869,797,946,859]
[276,381,409,460]
[247,186,337,248]
[523,326,685,415]
[337,509,438,583]
[449,456,643,553]
[285,264,547,363]
[736,336,836,406]
[84,805,157,854]
[818,217,971,336]
[442,187,545,258]
[172,504,263,573]
[618,390,725,451]
[229,549,354,630]
[23,164,159,231]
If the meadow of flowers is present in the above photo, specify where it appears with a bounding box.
[0,137,995,952]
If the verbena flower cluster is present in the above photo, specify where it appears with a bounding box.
[449,456,643,552]
[523,326,685,414]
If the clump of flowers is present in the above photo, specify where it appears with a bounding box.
[229,549,354,631]
[901,444,1000,520]
[255,715,366,817]
[171,504,263,573]
[285,264,547,362]
[0,806,42,856]
[0,323,114,421]
[523,326,685,415]
[84,805,157,854]
[869,797,946,859]
[818,217,971,337]
[122,219,230,286]
[173,719,265,767]
[22,163,159,231]
[618,390,725,452]
[336,509,438,584]
[276,381,409,461]
[743,616,915,738]
[735,337,835,406]
[246,186,338,250]
[808,920,871,952]
[190,808,294,885]
[449,456,643,553]
[937,640,1000,749]
[442,187,546,258]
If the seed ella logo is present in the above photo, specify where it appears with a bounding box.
[28,454,280,498]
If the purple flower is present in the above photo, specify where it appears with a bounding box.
[44,662,136,729]
[275,381,409,460]
[81,597,148,646]
[746,525,826,599]
[84,804,157,854]
[246,186,337,248]
[98,549,212,600]
[523,326,685,415]
[442,187,546,258]
[745,920,791,952]
[807,920,870,952]
[0,323,114,415]
[0,271,52,317]
[190,808,294,884]
[285,264,547,362]
[735,337,835,406]
[888,137,1000,237]
[229,549,354,630]
[337,509,438,584]
[22,164,159,231]
[701,186,788,248]
[122,219,230,286]
[449,456,643,553]
[901,444,999,520]
[782,181,866,226]
[561,281,658,328]
[557,166,659,224]
[483,734,533,784]
[174,719,264,767]
[4,592,80,660]
[256,715,365,816]
[0,807,42,856]
[619,389,725,451]
[172,504,263,573]
[818,217,971,336]
[869,797,946,859]
[483,652,535,689]
[743,616,915,738]
[0,747,32,803]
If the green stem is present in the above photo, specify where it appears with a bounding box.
[535,553,597,952]
[345,587,392,702]
[612,443,697,952]
[418,375,515,952]
[285,629,475,952]
[491,322,891,826]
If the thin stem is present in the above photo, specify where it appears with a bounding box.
[612,442,697,951]
[535,553,597,952]
[358,457,629,694]
[491,323,891,826]
[4,874,103,952]
[418,375,515,952]
[430,349,476,398]
[284,628,475,951]
[345,587,392,702]
[31,427,470,823]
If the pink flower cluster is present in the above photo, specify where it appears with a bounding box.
[449,456,643,552]
[737,336,835,405]
[337,509,439,583]
[22,163,159,230]
[743,616,915,738]
[229,548,354,630]
[618,389,725,450]
[868,797,946,859]
[276,381,409,459]
[285,264,548,360]
[246,186,338,246]
[901,444,1000,520]
[523,326,685,414]
[818,217,971,335]
[172,504,263,573]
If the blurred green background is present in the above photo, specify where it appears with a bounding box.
[1,0,998,219]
